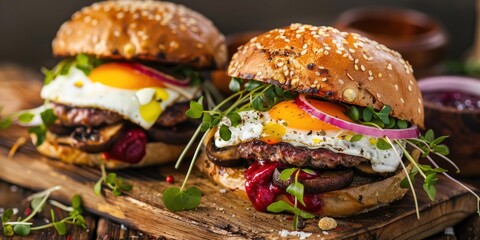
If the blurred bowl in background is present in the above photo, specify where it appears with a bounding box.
[335,7,448,78]
[211,31,264,95]
[419,76,480,176]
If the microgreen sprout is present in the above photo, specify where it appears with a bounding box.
[1,186,86,237]
[353,105,480,217]
[93,163,132,197]
[163,78,296,212]
[267,168,315,230]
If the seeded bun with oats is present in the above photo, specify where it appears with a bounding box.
[196,24,423,217]
[27,0,226,169]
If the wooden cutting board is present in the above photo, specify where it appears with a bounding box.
[0,65,478,239]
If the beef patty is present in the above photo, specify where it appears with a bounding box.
[206,138,368,169]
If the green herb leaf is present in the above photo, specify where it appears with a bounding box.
[17,112,34,123]
[31,197,46,211]
[229,78,242,92]
[348,106,360,121]
[71,194,82,209]
[397,119,408,129]
[252,95,265,111]
[201,113,212,130]
[385,116,396,129]
[376,138,392,150]
[350,134,363,142]
[41,67,54,85]
[162,186,201,212]
[286,182,305,206]
[120,183,133,191]
[13,224,30,236]
[430,136,449,147]
[28,125,46,146]
[40,109,56,126]
[296,210,315,219]
[433,145,449,156]
[244,80,262,91]
[53,222,67,235]
[423,173,438,201]
[279,168,296,181]
[3,225,14,236]
[301,168,315,175]
[267,200,293,213]
[424,129,435,142]
[363,106,374,122]
[106,173,117,185]
[186,99,204,119]
[1,208,13,224]
[93,179,102,196]
[0,117,12,129]
[227,112,241,127]
[219,124,231,141]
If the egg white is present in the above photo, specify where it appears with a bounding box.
[41,67,200,129]
[214,110,404,173]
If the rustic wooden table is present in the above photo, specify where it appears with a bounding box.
[0,64,479,239]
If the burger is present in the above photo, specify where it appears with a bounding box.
[195,24,424,217]
[26,1,227,168]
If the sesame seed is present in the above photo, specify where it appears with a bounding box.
[400,98,405,103]
[116,12,125,19]
[408,85,412,92]
[302,43,308,49]
[394,84,399,91]
[338,79,344,84]
[378,73,383,78]
[418,98,422,104]
[368,76,374,81]
[387,63,393,70]
[360,65,366,71]
[322,77,328,82]
[417,108,421,113]
[349,48,355,53]
[343,88,357,101]
[376,93,381,99]
[257,71,263,76]
[354,65,359,71]
[301,49,308,55]
[347,73,354,80]
[277,62,284,67]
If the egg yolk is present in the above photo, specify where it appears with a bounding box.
[268,99,352,131]
[139,88,169,123]
[261,122,287,144]
[89,63,165,90]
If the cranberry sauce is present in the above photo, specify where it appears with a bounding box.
[245,162,323,213]
[423,91,480,110]
[245,161,282,211]
[104,128,147,163]
[286,194,323,212]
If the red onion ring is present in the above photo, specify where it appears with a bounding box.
[128,63,190,87]
[295,94,420,139]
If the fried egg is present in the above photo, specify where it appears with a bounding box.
[214,100,403,173]
[41,63,200,129]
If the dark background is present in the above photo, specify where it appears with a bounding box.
[0,0,476,71]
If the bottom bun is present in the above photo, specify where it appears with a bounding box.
[196,152,415,217]
[34,133,186,169]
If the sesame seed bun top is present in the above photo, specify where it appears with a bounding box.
[52,1,227,69]
[228,24,424,127]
